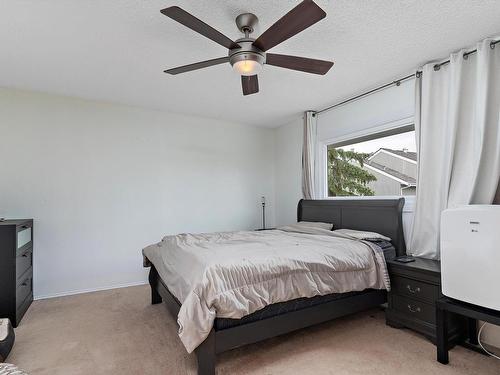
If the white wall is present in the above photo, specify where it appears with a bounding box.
[0,88,275,299]
[274,117,303,226]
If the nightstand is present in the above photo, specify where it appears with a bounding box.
[385,257,466,345]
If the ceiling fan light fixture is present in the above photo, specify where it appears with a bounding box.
[232,59,262,76]
[229,49,265,76]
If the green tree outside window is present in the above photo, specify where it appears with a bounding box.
[328,149,376,196]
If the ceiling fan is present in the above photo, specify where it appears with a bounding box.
[161,0,334,96]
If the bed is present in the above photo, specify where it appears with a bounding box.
[144,198,406,375]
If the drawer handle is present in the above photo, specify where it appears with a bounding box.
[21,279,29,287]
[407,304,421,313]
[406,285,421,294]
[21,252,30,258]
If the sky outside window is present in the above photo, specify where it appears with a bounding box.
[337,131,416,154]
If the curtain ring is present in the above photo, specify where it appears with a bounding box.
[434,64,440,71]
[416,71,422,78]
[463,53,468,60]
[491,41,496,50]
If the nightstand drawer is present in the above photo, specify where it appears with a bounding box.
[393,295,436,325]
[393,276,439,303]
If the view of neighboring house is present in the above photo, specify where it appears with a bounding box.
[363,148,417,196]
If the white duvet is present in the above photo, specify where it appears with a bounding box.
[142,227,390,353]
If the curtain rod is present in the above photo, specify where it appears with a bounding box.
[315,73,415,115]
[316,39,499,116]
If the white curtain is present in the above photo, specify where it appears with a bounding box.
[410,38,500,259]
[302,111,318,199]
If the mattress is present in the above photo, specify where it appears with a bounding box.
[214,290,363,330]
[214,240,395,331]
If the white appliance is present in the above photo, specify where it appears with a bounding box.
[441,205,500,311]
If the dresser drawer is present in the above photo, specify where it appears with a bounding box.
[392,276,439,303]
[16,290,33,325]
[16,223,33,253]
[16,270,33,310]
[16,247,33,284]
[393,295,436,325]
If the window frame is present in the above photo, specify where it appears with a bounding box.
[317,116,416,212]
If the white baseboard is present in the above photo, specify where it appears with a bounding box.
[34,280,148,300]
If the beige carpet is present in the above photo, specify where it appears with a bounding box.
[8,285,500,375]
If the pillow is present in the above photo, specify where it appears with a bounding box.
[277,224,333,235]
[297,221,334,231]
[334,228,390,241]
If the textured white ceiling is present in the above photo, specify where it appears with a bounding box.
[1,1,499,127]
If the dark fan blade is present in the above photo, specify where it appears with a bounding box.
[165,57,229,75]
[253,0,326,52]
[266,53,333,75]
[241,75,259,96]
[161,6,240,50]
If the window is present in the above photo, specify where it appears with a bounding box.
[327,126,416,197]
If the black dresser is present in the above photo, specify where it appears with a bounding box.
[385,257,465,345]
[0,220,34,327]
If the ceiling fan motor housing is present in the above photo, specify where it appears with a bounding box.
[235,13,259,34]
[229,39,266,68]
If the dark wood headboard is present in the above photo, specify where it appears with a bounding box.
[297,198,406,256]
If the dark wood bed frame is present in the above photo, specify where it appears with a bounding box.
[147,198,406,375]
